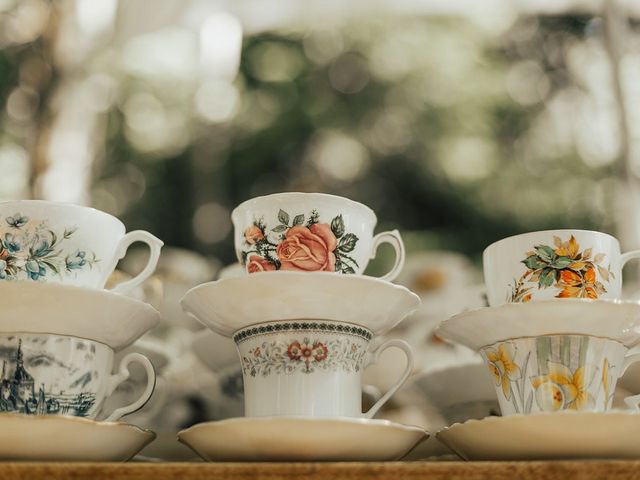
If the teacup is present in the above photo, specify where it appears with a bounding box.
[483,229,640,306]
[232,320,413,418]
[0,333,155,422]
[0,201,163,294]
[479,334,640,415]
[231,193,405,281]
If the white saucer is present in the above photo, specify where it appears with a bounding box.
[180,272,420,337]
[0,414,155,461]
[178,416,428,461]
[435,299,640,350]
[437,411,640,460]
[0,282,159,350]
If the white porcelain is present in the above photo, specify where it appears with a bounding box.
[435,299,640,351]
[437,411,640,460]
[484,229,640,306]
[0,414,154,461]
[479,334,640,415]
[0,281,159,350]
[411,362,498,424]
[191,329,238,372]
[179,416,427,462]
[0,201,163,293]
[234,320,412,418]
[232,192,405,281]
[0,333,155,422]
[620,345,640,394]
[181,272,420,337]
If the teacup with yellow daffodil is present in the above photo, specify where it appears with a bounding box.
[479,334,640,415]
[483,230,640,307]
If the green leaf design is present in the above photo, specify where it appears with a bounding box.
[342,264,356,274]
[338,233,358,253]
[551,256,572,269]
[534,245,555,263]
[331,215,345,238]
[523,255,545,270]
[278,209,290,226]
[538,268,555,288]
[292,214,304,226]
[271,225,288,233]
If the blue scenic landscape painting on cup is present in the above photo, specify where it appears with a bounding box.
[0,336,104,417]
[0,213,99,281]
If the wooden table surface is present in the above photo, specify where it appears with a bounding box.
[2,461,640,480]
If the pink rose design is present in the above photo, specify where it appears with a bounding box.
[244,225,264,245]
[246,255,276,273]
[276,224,337,272]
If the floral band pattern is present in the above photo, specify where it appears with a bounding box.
[240,336,368,376]
[241,209,360,274]
[508,235,612,302]
[233,321,373,344]
[0,213,98,281]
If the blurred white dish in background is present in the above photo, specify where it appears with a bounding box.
[191,329,238,372]
[0,414,154,461]
[438,411,640,460]
[217,262,245,279]
[0,282,159,350]
[181,271,420,337]
[178,417,427,462]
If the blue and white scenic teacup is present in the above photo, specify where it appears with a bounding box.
[0,200,163,294]
[0,333,155,422]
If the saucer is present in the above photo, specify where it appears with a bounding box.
[0,282,160,350]
[178,416,428,461]
[180,272,420,337]
[0,414,155,461]
[437,411,640,460]
[435,299,640,350]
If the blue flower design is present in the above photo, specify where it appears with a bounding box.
[6,214,28,229]
[66,251,87,271]
[3,234,21,254]
[25,259,46,280]
[0,259,8,279]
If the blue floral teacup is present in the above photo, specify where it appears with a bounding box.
[0,201,163,293]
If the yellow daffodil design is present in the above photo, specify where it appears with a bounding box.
[531,361,595,411]
[484,343,521,400]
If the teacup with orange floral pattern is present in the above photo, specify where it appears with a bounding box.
[483,229,640,306]
[231,193,405,281]
[479,334,640,416]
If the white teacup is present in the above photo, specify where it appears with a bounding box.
[479,334,640,415]
[232,320,413,418]
[0,201,163,293]
[0,333,155,421]
[231,193,405,281]
[483,229,640,306]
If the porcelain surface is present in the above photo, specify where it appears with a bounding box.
[0,281,160,350]
[191,329,238,372]
[483,229,640,306]
[0,201,163,293]
[479,335,640,415]
[437,411,640,460]
[180,271,420,337]
[234,320,412,418]
[0,333,156,422]
[0,413,154,461]
[232,192,405,281]
[178,416,427,462]
[435,299,640,351]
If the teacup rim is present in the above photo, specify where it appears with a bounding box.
[483,229,620,257]
[231,192,378,224]
[478,332,626,350]
[0,200,126,232]
[0,331,113,351]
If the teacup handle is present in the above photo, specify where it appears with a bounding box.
[621,351,640,411]
[363,339,413,419]
[621,250,640,269]
[103,353,156,422]
[370,230,406,282]
[106,231,164,295]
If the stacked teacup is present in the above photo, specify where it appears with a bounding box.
[180,193,427,462]
[0,201,163,461]
[435,229,640,460]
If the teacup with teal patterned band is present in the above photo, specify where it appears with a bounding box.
[232,320,413,418]
[479,334,640,416]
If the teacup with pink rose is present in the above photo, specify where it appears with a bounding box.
[232,193,405,281]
